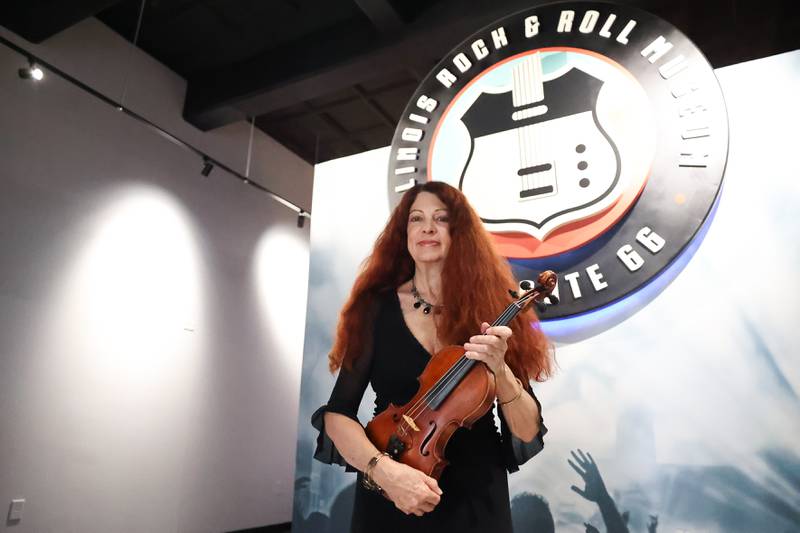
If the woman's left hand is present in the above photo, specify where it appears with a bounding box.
[463,322,512,375]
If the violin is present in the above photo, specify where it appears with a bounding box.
[365,270,557,479]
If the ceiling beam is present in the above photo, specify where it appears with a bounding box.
[260,77,416,125]
[352,84,396,127]
[183,0,546,131]
[0,0,122,43]
[353,0,405,34]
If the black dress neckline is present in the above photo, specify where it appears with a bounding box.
[391,289,434,358]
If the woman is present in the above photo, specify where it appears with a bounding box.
[312,182,553,532]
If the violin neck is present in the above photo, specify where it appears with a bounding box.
[463,301,522,370]
[491,302,523,328]
[427,303,522,410]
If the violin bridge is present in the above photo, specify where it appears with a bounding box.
[402,414,420,432]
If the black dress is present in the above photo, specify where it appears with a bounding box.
[312,290,547,533]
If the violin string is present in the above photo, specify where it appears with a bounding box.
[396,296,535,439]
[407,302,522,417]
[393,288,544,442]
[398,287,539,434]
[403,303,523,422]
[401,348,473,425]
[404,303,519,419]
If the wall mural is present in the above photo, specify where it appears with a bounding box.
[292,3,800,532]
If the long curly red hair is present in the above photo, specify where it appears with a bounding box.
[329,182,553,382]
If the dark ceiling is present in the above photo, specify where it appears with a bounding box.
[3,0,799,163]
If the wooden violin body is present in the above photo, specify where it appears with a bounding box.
[365,345,495,479]
[364,270,557,479]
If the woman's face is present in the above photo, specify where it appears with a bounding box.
[407,191,451,266]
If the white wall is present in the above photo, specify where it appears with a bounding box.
[0,17,310,533]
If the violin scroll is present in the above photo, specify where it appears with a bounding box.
[517,270,558,313]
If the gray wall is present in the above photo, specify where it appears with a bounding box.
[0,17,311,533]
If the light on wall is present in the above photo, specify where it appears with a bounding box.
[44,184,206,382]
[253,226,309,380]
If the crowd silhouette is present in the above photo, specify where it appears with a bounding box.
[294,448,664,532]
[510,448,659,533]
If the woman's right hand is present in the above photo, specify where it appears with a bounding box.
[371,459,442,516]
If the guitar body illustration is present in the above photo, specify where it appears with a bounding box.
[459,54,622,240]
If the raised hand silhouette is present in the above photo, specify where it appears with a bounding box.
[568,449,629,533]
[584,522,601,533]
[568,449,607,502]
[647,514,659,533]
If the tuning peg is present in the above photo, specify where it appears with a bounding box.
[546,294,559,305]
[519,280,532,291]
[508,289,519,299]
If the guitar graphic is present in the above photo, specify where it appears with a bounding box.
[458,52,623,241]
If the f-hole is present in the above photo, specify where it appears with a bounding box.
[420,421,437,457]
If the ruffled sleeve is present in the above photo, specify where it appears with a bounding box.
[498,381,548,473]
[311,323,375,472]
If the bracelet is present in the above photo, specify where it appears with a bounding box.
[362,452,390,493]
[498,377,524,406]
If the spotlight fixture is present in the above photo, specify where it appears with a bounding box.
[200,158,214,177]
[18,60,44,81]
[297,211,307,229]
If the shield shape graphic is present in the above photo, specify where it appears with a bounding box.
[458,52,622,241]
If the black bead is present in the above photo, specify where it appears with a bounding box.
[413,301,421,309]
[423,306,431,314]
